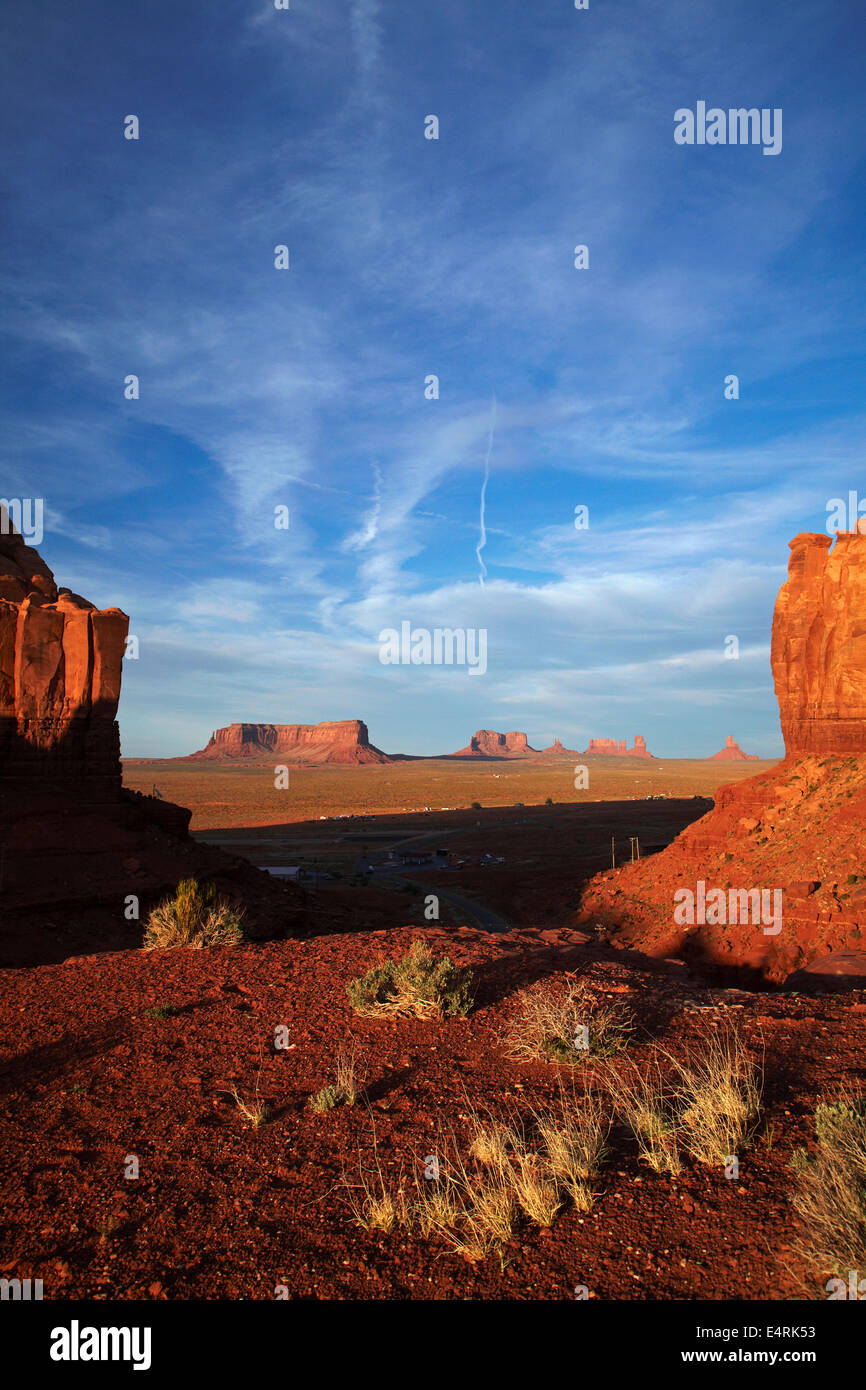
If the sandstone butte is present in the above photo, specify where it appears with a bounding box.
[707,735,760,761]
[539,738,581,756]
[579,528,866,985]
[582,735,654,759]
[451,729,539,758]
[187,719,391,765]
[0,512,300,946]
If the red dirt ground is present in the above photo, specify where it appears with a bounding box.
[2,923,864,1301]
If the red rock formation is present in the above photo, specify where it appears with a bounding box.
[0,511,129,798]
[771,530,866,755]
[539,738,580,756]
[707,735,760,762]
[0,513,302,951]
[579,528,866,984]
[582,735,654,758]
[451,729,538,758]
[187,720,391,764]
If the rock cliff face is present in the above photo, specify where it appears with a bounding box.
[451,729,538,758]
[771,530,866,755]
[188,720,391,764]
[0,514,302,954]
[0,513,129,798]
[539,738,580,756]
[582,735,654,758]
[707,735,759,762]
[579,529,866,984]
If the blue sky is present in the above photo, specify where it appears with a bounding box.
[2,0,865,758]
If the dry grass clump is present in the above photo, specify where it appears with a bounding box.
[347,941,474,1020]
[601,1026,762,1174]
[344,1140,413,1234]
[310,1042,366,1112]
[791,1092,866,1279]
[227,1078,270,1130]
[144,878,245,950]
[436,1156,518,1261]
[345,1089,610,1261]
[672,1029,763,1164]
[504,976,632,1065]
[536,1086,610,1211]
[603,1056,682,1175]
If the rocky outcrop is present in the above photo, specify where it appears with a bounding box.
[579,528,866,984]
[0,513,302,955]
[451,729,538,758]
[771,529,866,755]
[539,738,580,756]
[187,720,391,764]
[582,735,654,758]
[707,735,760,762]
[0,512,129,798]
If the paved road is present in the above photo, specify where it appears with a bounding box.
[386,873,509,934]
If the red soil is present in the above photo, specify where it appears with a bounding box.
[2,923,862,1301]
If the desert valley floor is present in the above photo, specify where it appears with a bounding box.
[3,753,866,1303]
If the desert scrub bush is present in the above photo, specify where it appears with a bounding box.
[791,1092,866,1278]
[347,941,474,1020]
[144,1002,179,1020]
[504,977,632,1065]
[143,878,245,950]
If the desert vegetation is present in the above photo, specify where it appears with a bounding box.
[310,1042,365,1111]
[504,976,633,1063]
[345,1084,609,1262]
[603,1027,762,1174]
[347,940,474,1020]
[790,1092,866,1280]
[143,878,246,950]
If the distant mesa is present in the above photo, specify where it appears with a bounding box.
[582,735,654,759]
[187,720,392,765]
[707,735,759,762]
[539,738,580,756]
[451,729,538,759]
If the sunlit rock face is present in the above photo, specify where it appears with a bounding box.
[771,529,866,755]
[0,510,128,798]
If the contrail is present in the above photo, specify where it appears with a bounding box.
[475,392,497,587]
